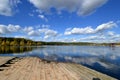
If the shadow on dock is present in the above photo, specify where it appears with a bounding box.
[93,78,101,80]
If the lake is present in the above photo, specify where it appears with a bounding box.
[0,46,120,79]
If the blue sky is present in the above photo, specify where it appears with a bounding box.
[0,0,120,42]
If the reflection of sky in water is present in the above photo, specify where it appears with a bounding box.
[0,46,120,79]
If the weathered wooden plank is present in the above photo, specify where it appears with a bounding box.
[0,57,14,66]
[3,58,31,80]
[0,57,117,80]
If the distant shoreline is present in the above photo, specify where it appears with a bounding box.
[0,37,120,46]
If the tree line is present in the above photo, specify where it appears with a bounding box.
[0,46,34,54]
[0,37,95,46]
[0,37,120,46]
[0,37,42,46]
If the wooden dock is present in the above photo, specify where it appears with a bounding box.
[0,57,14,65]
[0,57,117,80]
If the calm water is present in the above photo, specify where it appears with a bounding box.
[0,46,120,79]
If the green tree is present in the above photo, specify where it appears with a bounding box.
[20,40,25,46]
[1,40,6,46]
[37,42,42,46]
[6,40,10,46]
[26,41,32,46]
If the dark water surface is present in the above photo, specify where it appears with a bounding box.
[0,46,120,79]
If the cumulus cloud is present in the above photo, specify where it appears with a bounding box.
[78,0,108,15]
[38,28,58,39]
[28,30,40,36]
[23,26,34,32]
[38,14,48,22]
[0,0,20,16]
[80,35,106,41]
[7,24,21,32]
[65,27,94,35]
[95,21,117,32]
[0,24,58,41]
[107,31,115,36]
[22,25,58,39]
[64,21,118,42]
[0,24,21,34]
[112,33,120,43]
[29,0,108,16]
[64,21,117,35]
[79,31,120,43]
[0,25,9,34]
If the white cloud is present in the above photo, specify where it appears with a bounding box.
[64,21,117,35]
[78,0,108,15]
[38,28,58,39]
[107,31,115,36]
[19,24,58,39]
[23,26,34,32]
[14,35,26,38]
[65,27,94,35]
[80,35,106,41]
[79,33,120,43]
[45,29,57,36]
[38,14,48,22]
[29,0,108,16]
[0,24,9,34]
[0,24,21,34]
[7,24,21,32]
[0,0,20,16]
[95,21,117,32]
[28,30,40,36]
[111,34,120,39]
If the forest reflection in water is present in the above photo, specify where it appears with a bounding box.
[0,46,35,54]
